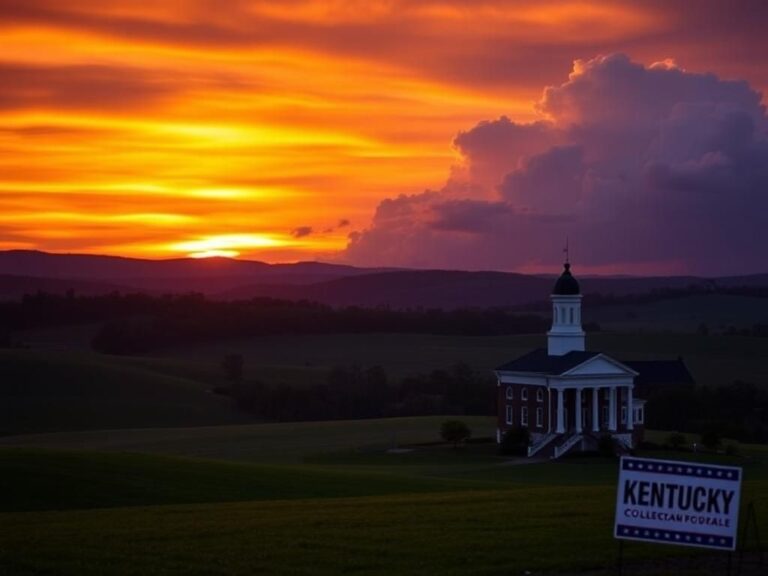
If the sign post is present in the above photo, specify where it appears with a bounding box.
[615,456,742,551]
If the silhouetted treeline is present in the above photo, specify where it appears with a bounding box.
[646,380,768,443]
[0,291,550,352]
[723,324,768,338]
[228,363,495,421]
[521,284,768,312]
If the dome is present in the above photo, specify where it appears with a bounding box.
[553,263,580,295]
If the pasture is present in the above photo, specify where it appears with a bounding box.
[1,325,767,574]
[1,416,767,575]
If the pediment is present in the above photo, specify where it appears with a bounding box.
[561,354,638,377]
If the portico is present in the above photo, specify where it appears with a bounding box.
[552,383,634,434]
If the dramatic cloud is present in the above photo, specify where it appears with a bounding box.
[291,226,313,238]
[345,54,768,274]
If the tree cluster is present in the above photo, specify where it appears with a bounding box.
[227,362,495,422]
[646,380,768,443]
[0,291,552,351]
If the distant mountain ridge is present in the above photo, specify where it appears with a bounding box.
[1,250,767,308]
[0,250,383,294]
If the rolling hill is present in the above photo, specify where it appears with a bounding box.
[0,349,250,435]
[1,249,767,308]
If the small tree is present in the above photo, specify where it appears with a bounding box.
[441,420,471,448]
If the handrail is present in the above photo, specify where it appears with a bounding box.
[554,434,582,459]
[527,433,558,457]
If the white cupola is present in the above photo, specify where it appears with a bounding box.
[547,262,585,356]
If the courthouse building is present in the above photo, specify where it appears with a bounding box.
[495,261,692,458]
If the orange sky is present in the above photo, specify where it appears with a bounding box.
[1,0,766,263]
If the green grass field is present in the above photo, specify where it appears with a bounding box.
[1,441,766,575]
[0,349,248,435]
[2,327,767,574]
[2,415,767,575]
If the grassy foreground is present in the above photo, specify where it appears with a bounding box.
[1,434,767,575]
[2,484,766,576]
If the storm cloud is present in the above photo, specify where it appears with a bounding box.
[344,54,768,274]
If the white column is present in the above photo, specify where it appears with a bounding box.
[575,388,582,433]
[626,386,634,431]
[556,388,565,433]
[608,387,617,431]
[592,387,600,432]
[547,388,552,433]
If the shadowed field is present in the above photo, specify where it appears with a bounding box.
[1,438,766,576]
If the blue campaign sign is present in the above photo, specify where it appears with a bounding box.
[614,456,742,551]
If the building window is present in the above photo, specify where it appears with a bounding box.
[521,406,528,427]
[569,308,574,324]
[536,407,543,428]
[505,405,513,425]
[505,386,513,400]
[521,387,528,401]
[621,406,627,424]
[536,388,544,402]
[602,406,609,424]
[634,407,644,424]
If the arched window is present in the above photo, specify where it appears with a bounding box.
[521,387,528,401]
[536,388,544,402]
[505,387,514,400]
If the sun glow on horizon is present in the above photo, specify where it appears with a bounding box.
[188,249,241,259]
[168,233,295,259]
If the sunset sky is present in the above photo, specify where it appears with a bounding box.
[2,1,767,274]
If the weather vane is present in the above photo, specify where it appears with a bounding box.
[563,237,570,264]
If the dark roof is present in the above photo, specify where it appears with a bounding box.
[553,262,580,295]
[496,348,600,374]
[623,359,695,386]
[497,350,696,385]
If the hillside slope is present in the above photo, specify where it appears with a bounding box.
[0,350,248,435]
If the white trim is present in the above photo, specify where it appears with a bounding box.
[521,387,528,401]
[521,406,529,427]
[560,354,639,377]
[505,405,513,425]
[536,388,544,402]
[536,407,543,428]
[505,386,513,400]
